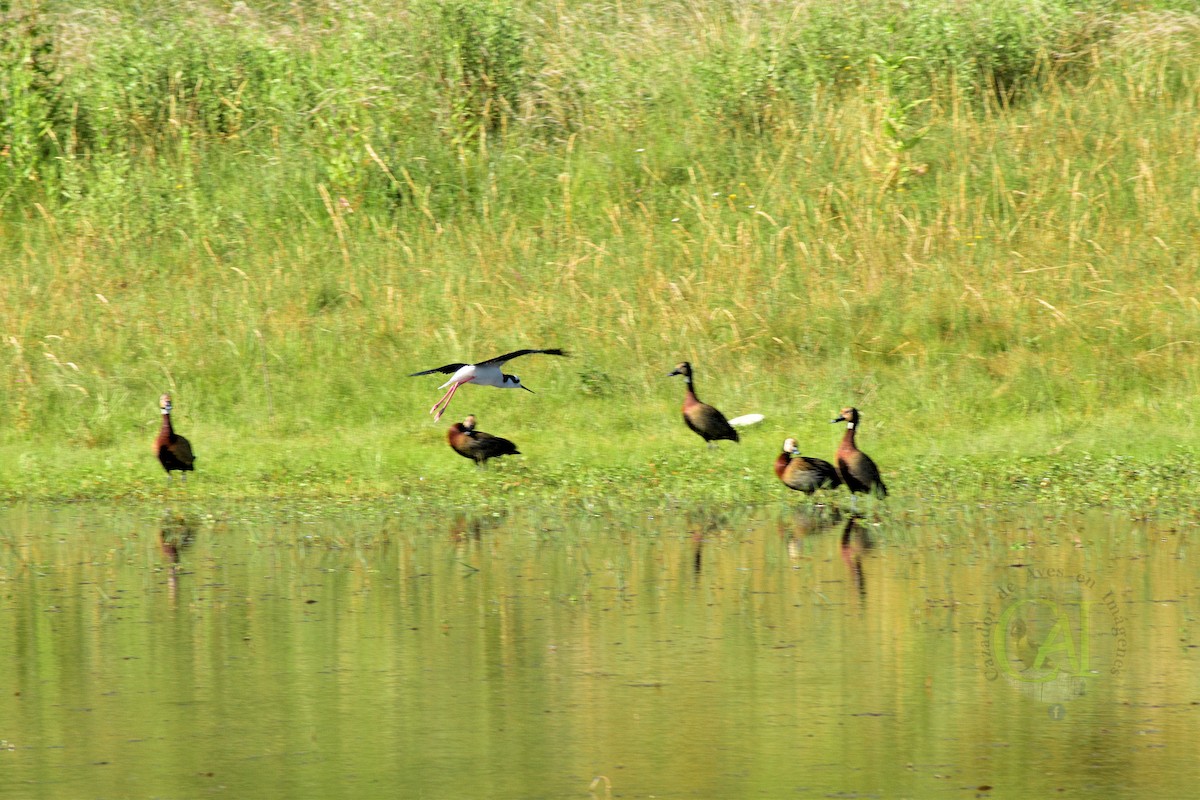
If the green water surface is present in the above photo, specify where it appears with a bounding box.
[0,505,1195,799]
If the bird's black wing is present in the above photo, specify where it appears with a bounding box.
[409,363,468,377]
[472,431,521,458]
[476,348,568,367]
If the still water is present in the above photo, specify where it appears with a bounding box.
[0,504,1195,799]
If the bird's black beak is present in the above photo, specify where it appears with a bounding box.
[831,417,843,424]
[521,385,535,394]
[667,368,682,377]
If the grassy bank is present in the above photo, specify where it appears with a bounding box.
[2,396,1198,516]
[2,1,1200,512]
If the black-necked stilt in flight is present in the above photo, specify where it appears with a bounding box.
[447,414,520,466]
[410,348,568,421]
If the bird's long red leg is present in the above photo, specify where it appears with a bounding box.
[429,382,459,417]
[429,386,454,416]
[430,378,472,420]
[432,384,460,421]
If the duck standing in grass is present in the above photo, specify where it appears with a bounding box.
[831,406,887,509]
[155,393,195,484]
[447,415,520,466]
[774,437,842,500]
[667,362,739,448]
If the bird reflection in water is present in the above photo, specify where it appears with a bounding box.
[686,513,731,581]
[159,511,197,602]
[448,512,508,543]
[780,507,841,560]
[840,515,873,601]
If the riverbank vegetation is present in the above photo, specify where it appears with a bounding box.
[2,1,1200,513]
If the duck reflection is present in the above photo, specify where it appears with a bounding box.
[840,514,872,601]
[780,507,841,560]
[686,512,733,580]
[449,514,485,542]
[448,512,507,543]
[159,511,196,563]
[159,510,197,602]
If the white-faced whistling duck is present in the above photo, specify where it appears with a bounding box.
[831,407,887,509]
[155,393,195,483]
[447,414,520,466]
[410,348,569,421]
[667,361,739,448]
[775,437,842,499]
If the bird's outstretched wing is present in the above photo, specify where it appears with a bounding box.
[477,348,569,367]
[409,363,468,377]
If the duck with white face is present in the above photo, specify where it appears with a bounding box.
[775,437,842,497]
[831,407,888,507]
[155,393,196,483]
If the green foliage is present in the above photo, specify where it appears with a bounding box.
[0,3,64,201]
[428,0,530,142]
[695,44,799,134]
[693,0,1101,134]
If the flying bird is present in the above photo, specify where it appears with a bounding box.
[410,348,568,421]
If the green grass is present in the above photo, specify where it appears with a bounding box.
[3,1,1200,514]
